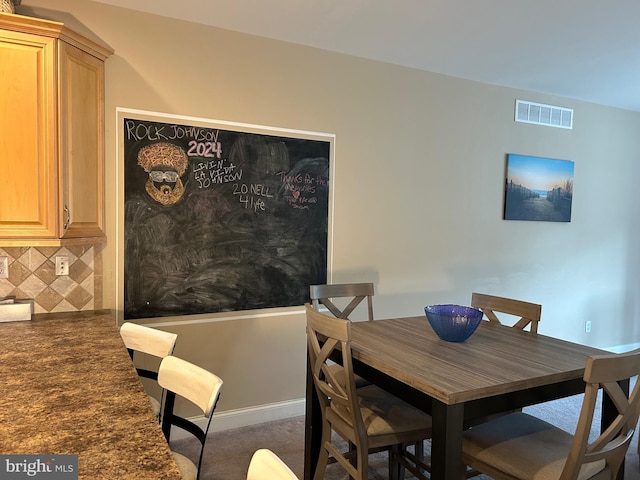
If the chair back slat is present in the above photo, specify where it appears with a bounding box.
[120,322,178,358]
[310,283,374,321]
[247,449,299,480]
[159,356,223,418]
[305,305,366,444]
[120,322,178,421]
[560,348,640,480]
[159,356,223,480]
[471,292,541,333]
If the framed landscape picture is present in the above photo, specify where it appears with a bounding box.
[504,154,574,222]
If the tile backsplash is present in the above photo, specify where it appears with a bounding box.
[0,245,103,314]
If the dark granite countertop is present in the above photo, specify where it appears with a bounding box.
[0,310,181,479]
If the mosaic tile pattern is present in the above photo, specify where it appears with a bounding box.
[0,245,103,314]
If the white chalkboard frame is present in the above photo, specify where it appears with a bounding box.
[115,108,335,324]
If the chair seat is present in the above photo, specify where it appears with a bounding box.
[328,363,370,388]
[172,451,198,480]
[463,412,606,480]
[331,384,432,443]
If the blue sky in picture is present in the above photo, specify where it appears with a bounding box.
[507,154,574,194]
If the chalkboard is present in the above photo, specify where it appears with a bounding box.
[122,113,331,320]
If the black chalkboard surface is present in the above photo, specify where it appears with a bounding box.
[123,116,331,319]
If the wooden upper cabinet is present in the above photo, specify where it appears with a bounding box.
[0,13,113,245]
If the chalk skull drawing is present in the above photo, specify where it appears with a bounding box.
[137,142,188,205]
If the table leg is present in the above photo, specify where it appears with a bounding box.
[602,378,629,480]
[303,350,321,480]
[431,400,464,480]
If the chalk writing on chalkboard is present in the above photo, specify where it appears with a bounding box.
[123,113,332,320]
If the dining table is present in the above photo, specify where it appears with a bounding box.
[0,310,182,479]
[304,315,620,480]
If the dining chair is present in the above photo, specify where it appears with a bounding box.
[462,347,640,480]
[310,282,375,321]
[305,304,431,480]
[246,449,299,480]
[159,355,223,480]
[310,283,375,388]
[471,292,542,333]
[119,322,178,419]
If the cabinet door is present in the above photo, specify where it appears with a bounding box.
[58,41,105,239]
[0,30,58,238]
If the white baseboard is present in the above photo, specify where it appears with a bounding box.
[604,342,640,353]
[168,397,305,441]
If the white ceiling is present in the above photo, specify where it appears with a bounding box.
[93,0,640,112]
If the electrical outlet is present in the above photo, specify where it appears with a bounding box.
[585,321,592,333]
[55,256,70,276]
[0,256,8,279]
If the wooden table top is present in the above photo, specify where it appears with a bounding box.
[0,311,181,479]
[350,316,608,405]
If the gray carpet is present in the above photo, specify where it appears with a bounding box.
[172,390,640,479]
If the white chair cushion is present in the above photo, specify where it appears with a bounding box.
[172,451,198,480]
[463,412,606,480]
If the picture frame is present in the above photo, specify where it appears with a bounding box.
[504,153,574,222]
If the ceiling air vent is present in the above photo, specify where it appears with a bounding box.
[515,100,573,129]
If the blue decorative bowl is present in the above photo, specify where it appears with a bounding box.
[424,304,483,342]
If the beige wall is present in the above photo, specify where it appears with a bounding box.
[18,0,640,417]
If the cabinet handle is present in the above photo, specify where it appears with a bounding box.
[63,205,71,230]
